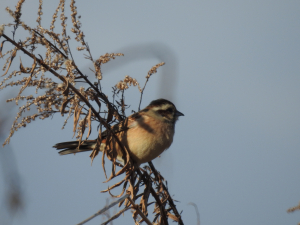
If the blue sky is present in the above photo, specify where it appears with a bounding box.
[0,1,300,224]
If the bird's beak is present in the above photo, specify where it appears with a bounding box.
[175,110,184,117]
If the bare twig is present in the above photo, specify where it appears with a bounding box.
[188,202,200,225]
[77,194,130,225]
[138,62,165,111]
[127,197,152,225]
[149,162,184,225]
[137,169,169,225]
[101,207,130,225]
[287,201,300,213]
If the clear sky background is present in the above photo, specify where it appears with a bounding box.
[0,1,300,225]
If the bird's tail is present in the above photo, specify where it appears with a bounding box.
[53,140,99,155]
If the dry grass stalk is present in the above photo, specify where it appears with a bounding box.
[287,201,300,225]
[0,1,184,224]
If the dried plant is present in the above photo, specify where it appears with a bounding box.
[288,201,300,225]
[0,1,184,224]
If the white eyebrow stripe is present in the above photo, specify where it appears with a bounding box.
[152,104,173,111]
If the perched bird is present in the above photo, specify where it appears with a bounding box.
[53,99,184,165]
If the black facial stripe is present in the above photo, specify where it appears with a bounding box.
[166,107,174,113]
[157,108,173,118]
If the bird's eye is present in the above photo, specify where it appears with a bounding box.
[167,108,173,113]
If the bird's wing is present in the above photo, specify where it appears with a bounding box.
[100,113,140,139]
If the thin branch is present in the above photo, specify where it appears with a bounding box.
[138,62,165,111]
[2,33,129,169]
[1,6,184,224]
[137,169,169,225]
[138,77,149,111]
[77,194,130,225]
[101,207,130,225]
[32,29,67,58]
[127,197,152,225]
[188,202,200,225]
[148,162,184,225]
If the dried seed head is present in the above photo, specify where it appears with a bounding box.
[146,62,165,79]
[0,24,5,36]
[115,75,140,90]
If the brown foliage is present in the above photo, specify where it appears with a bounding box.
[0,1,184,224]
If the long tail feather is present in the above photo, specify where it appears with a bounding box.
[53,141,97,155]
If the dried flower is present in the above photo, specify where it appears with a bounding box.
[0,1,183,224]
[115,75,139,90]
[146,62,165,79]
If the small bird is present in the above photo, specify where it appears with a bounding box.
[53,99,184,165]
